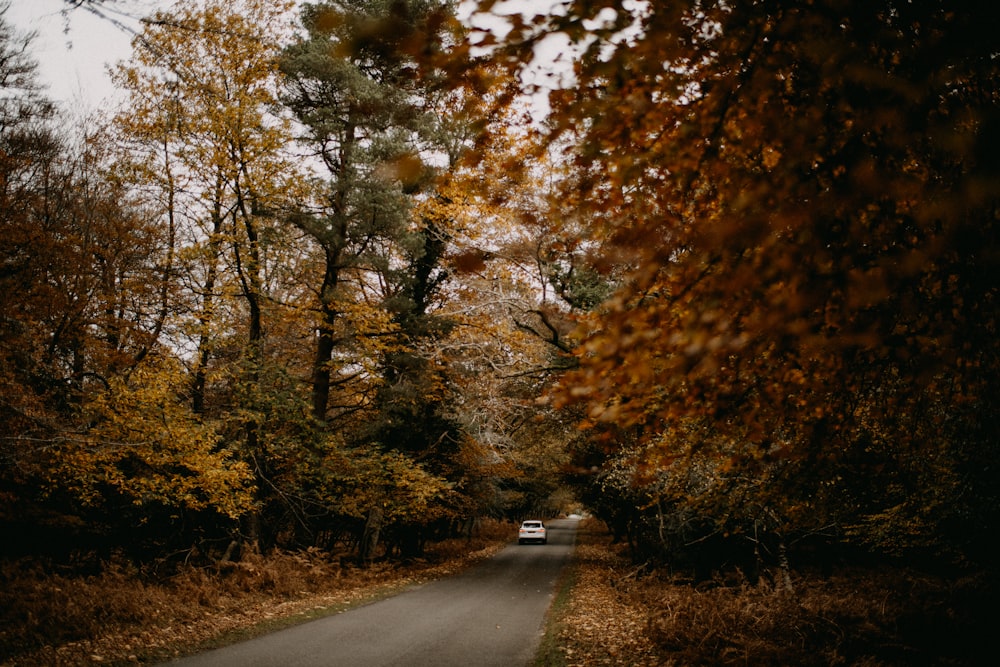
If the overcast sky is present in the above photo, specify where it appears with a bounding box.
[4,0,157,112]
[5,0,572,118]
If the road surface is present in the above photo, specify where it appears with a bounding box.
[161,518,578,667]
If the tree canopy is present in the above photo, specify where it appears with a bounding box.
[464,0,1000,569]
[2,0,997,576]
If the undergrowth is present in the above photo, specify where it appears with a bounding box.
[547,519,993,666]
[0,519,512,666]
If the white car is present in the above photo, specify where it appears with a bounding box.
[518,520,547,545]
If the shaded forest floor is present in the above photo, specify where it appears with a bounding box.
[538,520,994,666]
[5,519,994,666]
[0,522,512,666]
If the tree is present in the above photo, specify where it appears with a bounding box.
[434,132,613,519]
[280,0,472,559]
[0,7,222,557]
[467,0,1000,569]
[0,21,159,383]
[113,0,306,551]
[1,4,62,430]
[41,353,253,558]
[280,0,457,424]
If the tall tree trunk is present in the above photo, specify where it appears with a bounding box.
[191,177,225,414]
[777,538,794,594]
[359,505,383,565]
[308,118,354,420]
[235,169,267,551]
[311,248,341,421]
[311,325,334,421]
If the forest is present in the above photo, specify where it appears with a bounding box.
[2,0,997,614]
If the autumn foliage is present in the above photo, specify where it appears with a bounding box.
[0,0,569,573]
[1,0,998,649]
[543,521,990,666]
[460,0,1000,575]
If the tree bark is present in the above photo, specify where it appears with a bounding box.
[359,505,383,565]
[310,247,341,421]
[777,538,794,594]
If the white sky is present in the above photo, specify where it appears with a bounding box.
[4,0,155,113]
[4,0,582,118]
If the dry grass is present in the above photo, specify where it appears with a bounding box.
[542,520,993,666]
[0,520,512,666]
[7,519,991,666]
[539,519,659,667]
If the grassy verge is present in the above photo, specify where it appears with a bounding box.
[0,522,512,666]
[533,533,580,667]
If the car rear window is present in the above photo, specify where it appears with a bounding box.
[523,521,542,528]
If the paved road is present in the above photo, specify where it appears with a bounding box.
[161,518,578,667]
